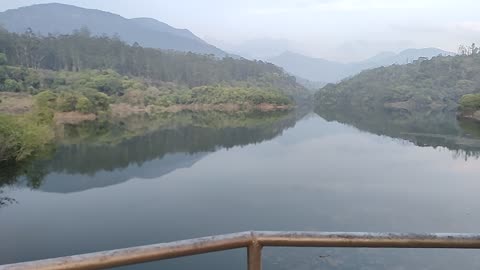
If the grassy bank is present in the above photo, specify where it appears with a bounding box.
[0,112,53,162]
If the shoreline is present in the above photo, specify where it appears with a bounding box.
[457,110,480,122]
[51,103,293,125]
[109,103,293,119]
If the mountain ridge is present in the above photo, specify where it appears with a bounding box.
[0,3,227,56]
[268,48,455,83]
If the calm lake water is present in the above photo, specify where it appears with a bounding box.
[2,110,480,269]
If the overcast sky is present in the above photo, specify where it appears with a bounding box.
[2,0,480,61]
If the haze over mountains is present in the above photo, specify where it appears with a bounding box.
[267,48,455,83]
[0,3,457,87]
[207,36,455,85]
[0,3,227,56]
[206,38,294,60]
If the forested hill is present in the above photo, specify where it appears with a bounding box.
[0,28,308,100]
[0,3,226,56]
[268,48,454,83]
[0,27,310,163]
[315,50,480,113]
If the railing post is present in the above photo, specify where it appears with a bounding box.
[247,241,262,270]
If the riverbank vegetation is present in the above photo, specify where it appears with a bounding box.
[0,65,293,111]
[459,94,480,114]
[0,112,53,163]
[0,109,304,192]
[315,46,480,115]
[0,27,308,101]
[313,45,480,159]
[0,27,309,163]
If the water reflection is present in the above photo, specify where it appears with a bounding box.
[52,111,299,175]
[2,112,480,270]
[0,110,304,196]
[315,105,480,159]
[0,159,50,208]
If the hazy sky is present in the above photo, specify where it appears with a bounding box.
[2,0,480,61]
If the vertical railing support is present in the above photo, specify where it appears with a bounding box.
[247,240,262,270]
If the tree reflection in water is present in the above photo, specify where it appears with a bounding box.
[0,109,306,205]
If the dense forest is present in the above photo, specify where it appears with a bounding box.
[0,27,308,99]
[0,67,292,112]
[0,27,311,163]
[313,46,480,159]
[315,48,480,114]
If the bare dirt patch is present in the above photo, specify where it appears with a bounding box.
[0,92,34,115]
[54,112,96,124]
[459,110,480,122]
[160,103,292,113]
[111,102,291,116]
[110,103,154,117]
[255,103,291,112]
[161,104,241,113]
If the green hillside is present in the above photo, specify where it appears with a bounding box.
[315,51,480,113]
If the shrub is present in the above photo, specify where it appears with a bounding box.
[35,90,58,109]
[0,53,7,65]
[76,96,94,113]
[4,79,22,92]
[0,114,53,162]
[56,92,78,112]
[459,93,480,112]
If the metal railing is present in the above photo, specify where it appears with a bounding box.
[2,231,480,270]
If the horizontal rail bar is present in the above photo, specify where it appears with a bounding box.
[0,232,252,270]
[3,231,480,270]
[256,231,480,248]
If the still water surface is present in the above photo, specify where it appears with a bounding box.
[2,111,480,269]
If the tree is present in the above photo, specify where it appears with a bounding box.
[76,96,94,113]
[0,29,306,99]
[470,43,479,55]
[459,93,480,112]
[0,53,7,65]
[3,79,22,92]
[56,92,78,112]
[458,45,468,55]
[88,92,110,111]
[458,43,479,55]
[35,90,57,105]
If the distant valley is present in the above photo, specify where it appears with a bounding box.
[267,48,455,84]
[1,3,456,87]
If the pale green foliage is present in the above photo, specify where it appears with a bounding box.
[35,89,110,114]
[4,79,22,92]
[75,96,94,113]
[0,28,309,101]
[0,114,53,162]
[315,53,480,112]
[459,94,480,112]
[144,85,292,106]
[56,92,79,112]
[35,90,57,108]
[0,53,7,65]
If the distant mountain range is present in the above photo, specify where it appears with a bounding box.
[268,51,346,83]
[0,3,227,56]
[0,3,456,85]
[268,48,455,84]
[207,38,294,60]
